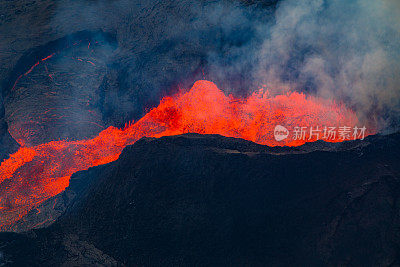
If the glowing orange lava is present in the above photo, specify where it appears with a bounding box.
[0,80,370,229]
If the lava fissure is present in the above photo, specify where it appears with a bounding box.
[0,80,370,229]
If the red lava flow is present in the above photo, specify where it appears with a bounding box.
[0,80,370,229]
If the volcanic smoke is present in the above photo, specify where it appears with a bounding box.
[0,80,369,229]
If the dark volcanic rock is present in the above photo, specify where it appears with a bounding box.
[0,102,19,162]
[1,133,400,266]
[4,31,117,146]
[0,0,277,152]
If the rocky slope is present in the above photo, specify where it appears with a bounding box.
[1,133,399,266]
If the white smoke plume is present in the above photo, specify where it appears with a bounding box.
[49,0,400,132]
[206,0,400,132]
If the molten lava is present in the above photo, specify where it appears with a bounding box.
[0,80,369,229]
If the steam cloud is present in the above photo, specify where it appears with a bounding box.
[205,0,400,132]
[49,0,400,133]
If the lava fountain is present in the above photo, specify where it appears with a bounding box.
[0,80,370,229]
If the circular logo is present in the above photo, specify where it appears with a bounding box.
[274,125,289,141]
